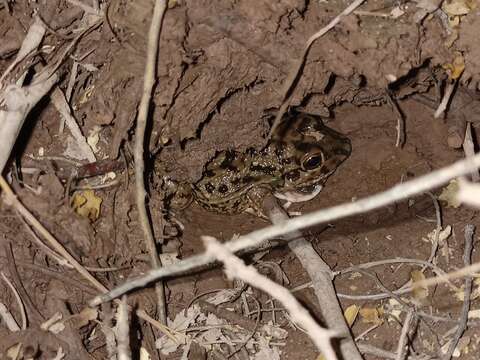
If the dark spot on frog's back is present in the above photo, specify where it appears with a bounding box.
[204,182,215,193]
[218,184,229,193]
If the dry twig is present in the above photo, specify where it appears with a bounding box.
[442,224,474,360]
[116,296,131,360]
[133,0,168,324]
[0,302,20,331]
[425,191,442,266]
[395,309,415,360]
[0,272,26,330]
[0,15,45,86]
[91,152,480,305]
[0,175,164,330]
[203,236,339,360]
[51,88,96,162]
[434,79,456,119]
[262,194,362,360]
[462,122,479,182]
[268,0,366,138]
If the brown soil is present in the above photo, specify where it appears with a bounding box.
[1,0,480,359]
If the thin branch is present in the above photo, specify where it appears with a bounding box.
[268,0,366,138]
[462,122,480,181]
[0,302,20,331]
[203,236,339,360]
[90,152,480,306]
[434,79,456,119]
[133,0,168,324]
[335,257,449,279]
[116,296,131,360]
[0,176,175,330]
[442,225,474,360]
[425,191,442,266]
[0,272,27,330]
[0,176,106,291]
[395,309,414,360]
[262,194,362,360]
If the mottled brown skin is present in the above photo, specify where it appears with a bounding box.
[190,111,351,215]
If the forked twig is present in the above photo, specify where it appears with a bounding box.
[90,152,480,305]
[262,194,362,360]
[0,175,165,329]
[203,236,339,360]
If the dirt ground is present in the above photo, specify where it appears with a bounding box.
[1,0,480,359]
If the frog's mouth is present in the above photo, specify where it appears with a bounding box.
[296,184,321,194]
[274,184,323,203]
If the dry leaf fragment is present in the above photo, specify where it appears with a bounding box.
[386,299,402,322]
[344,304,360,327]
[69,307,98,329]
[443,53,465,80]
[468,309,480,319]
[441,336,471,357]
[455,278,480,301]
[71,190,102,221]
[442,0,476,16]
[359,306,384,326]
[6,343,22,360]
[411,270,429,302]
[87,125,102,153]
[140,347,151,360]
[438,179,461,208]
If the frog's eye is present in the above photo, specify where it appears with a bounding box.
[301,152,324,171]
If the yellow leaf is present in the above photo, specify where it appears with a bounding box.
[442,0,476,16]
[438,179,461,208]
[344,304,360,327]
[442,53,465,80]
[411,270,429,301]
[359,306,384,326]
[71,190,102,221]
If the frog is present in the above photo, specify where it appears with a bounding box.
[186,110,351,216]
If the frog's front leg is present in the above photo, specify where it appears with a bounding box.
[163,179,194,210]
[245,186,274,220]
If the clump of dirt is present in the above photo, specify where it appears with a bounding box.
[0,0,480,359]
